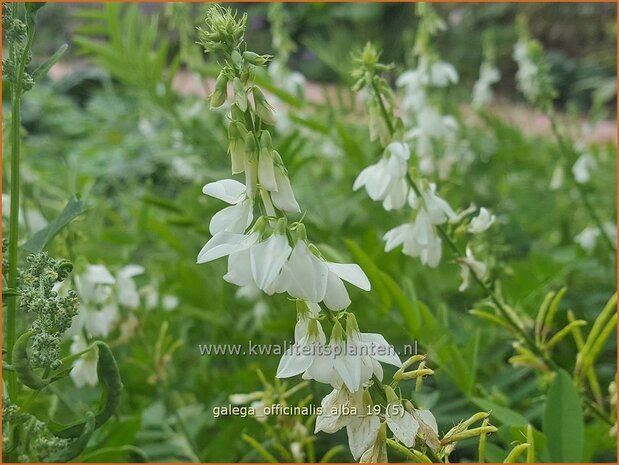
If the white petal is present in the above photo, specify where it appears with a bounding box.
[197,232,257,264]
[327,263,371,291]
[333,351,361,392]
[276,345,314,378]
[209,203,247,235]
[258,152,278,191]
[271,169,301,213]
[347,415,381,460]
[387,142,410,161]
[250,234,292,290]
[118,264,145,279]
[223,249,253,286]
[282,242,329,302]
[314,388,349,434]
[85,265,115,285]
[359,333,402,367]
[202,179,246,204]
[386,410,419,448]
[323,271,351,311]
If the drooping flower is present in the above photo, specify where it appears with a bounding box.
[203,179,254,235]
[70,265,119,337]
[468,207,495,234]
[572,150,597,184]
[116,264,145,308]
[429,60,459,87]
[456,247,488,291]
[353,142,410,210]
[70,334,98,388]
[472,63,500,109]
[271,166,301,213]
[315,387,381,461]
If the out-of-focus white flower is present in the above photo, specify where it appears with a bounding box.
[468,207,495,234]
[404,107,458,159]
[353,142,410,211]
[572,151,597,184]
[162,294,179,311]
[70,335,98,388]
[203,179,254,235]
[514,40,542,103]
[472,63,500,109]
[575,226,599,252]
[457,247,487,291]
[384,221,443,268]
[71,265,119,337]
[429,60,459,87]
[116,264,144,308]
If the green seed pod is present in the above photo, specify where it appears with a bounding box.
[51,342,123,438]
[48,411,95,463]
[14,331,49,390]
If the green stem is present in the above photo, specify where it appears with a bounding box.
[549,115,616,253]
[386,439,432,463]
[6,9,36,401]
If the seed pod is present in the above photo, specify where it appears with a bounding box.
[48,411,95,463]
[51,342,123,438]
[14,331,49,390]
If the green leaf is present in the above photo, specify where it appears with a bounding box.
[32,43,68,82]
[23,195,86,253]
[543,369,584,462]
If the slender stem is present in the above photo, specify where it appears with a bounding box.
[386,439,432,463]
[549,115,616,252]
[368,75,614,425]
[6,8,35,400]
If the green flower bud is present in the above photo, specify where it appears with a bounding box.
[232,77,248,112]
[210,72,228,109]
[251,87,276,126]
[227,122,247,174]
[243,51,271,66]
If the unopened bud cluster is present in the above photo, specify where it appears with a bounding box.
[18,253,79,368]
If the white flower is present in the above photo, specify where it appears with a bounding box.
[268,167,300,213]
[70,335,98,388]
[472,63,500,109]
[414,184,457,225]
[354,142,410,210]
[383,220,443,268]
[359,422,387,462]
[572,151,597,184]
[386,403,419,447]
[575,226,599,252]
[277,312,400,393]
[273,240,328,301]
[197,230,259,264]
[229,391,263,405]
[413,409,441,450]
[468,207,496,234]
[71,265,119,337]
[514,40,542,103]
[116,264,144,308]
[315,387,381,461]
[323,263,371,311]
[203,179,254,235]
[162,294,179,311]
[429,60,459,87]
[457,247,487,291]
[250,232,293,291]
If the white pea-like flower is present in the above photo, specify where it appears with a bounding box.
[468,207,496,234]
[116,264,145,308]
[457,247,488,292]
[70,335,98,388]
[203,179,254,235]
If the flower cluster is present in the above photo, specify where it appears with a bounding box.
[18,253,79,368]
[352,39,496,293]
